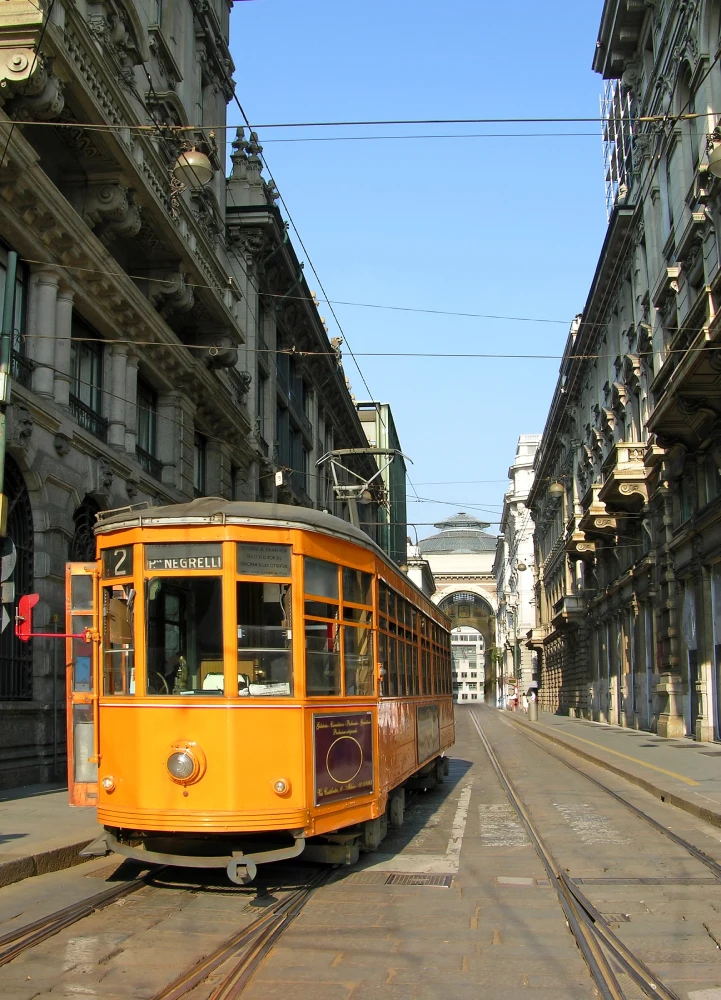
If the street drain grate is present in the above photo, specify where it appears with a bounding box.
[340,871,452,887]
[386,873,453,887]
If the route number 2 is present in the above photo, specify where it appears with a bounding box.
[102,547,133,578]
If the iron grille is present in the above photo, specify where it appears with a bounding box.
[0,457,34,700]
[10,350,33,389]
[136,445,162,480]
[69,394,109,443]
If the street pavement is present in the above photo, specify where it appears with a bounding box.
[0,783,97,888]
[1,707,721,997]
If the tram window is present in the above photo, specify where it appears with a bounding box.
[305,620,340,696]
[342,567,372,606]
[304,557,338,599]
[71,575,93,611]
[397,641,407,696]
[102,585,135,695]
[378,632,388,697]
[387,589,396,621]
[388,638,398,696]
[237,583,293,696]
[146,577,223,695]
[422,649,431,693]
[343,606,372,624]
[411,646,419,695]
[306,600,339,621]
[379,582,388,614]
[344,626,374,696]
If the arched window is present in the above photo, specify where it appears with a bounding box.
[0,456,34,699]
[69,496,100,562]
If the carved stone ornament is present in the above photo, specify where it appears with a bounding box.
[196,331,238,369]
[84,182,141,242]
[149,270,195,317]
[7,403,33,451]
[53,432,71,457]
[2,53,64,121]
[96,458,114,496]
[661,442,687,482]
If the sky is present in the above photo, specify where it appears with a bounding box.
[228,0,608,539]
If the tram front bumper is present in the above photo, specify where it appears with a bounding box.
[80,831,306,884]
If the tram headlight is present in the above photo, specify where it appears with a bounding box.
[166,742,206,785]
[167,751,195,780]
[101,776,115,792]
[272,778,291,796]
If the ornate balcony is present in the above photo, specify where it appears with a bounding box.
[135,445,162,481]
[69,394,108,443]
[578,483,617,537]
[598,441,648,510]
[551,595,585,630]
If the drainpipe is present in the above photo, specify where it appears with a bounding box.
[0,251,18,536]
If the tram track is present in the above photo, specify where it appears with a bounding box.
[503,714,721,880]
[150,869,329,1000]
[470,709,685,1000]
[0,864,165,968]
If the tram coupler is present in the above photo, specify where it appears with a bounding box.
[227,853,258,885]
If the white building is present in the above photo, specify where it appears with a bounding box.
[418,513,498,703]
[494,436,541,700]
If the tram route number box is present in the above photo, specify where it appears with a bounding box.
[313,712,374,806]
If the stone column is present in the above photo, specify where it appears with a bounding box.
[124,352,139,455]
[31,269,59,398]
[53,287,74,408]
[107,344,128,449]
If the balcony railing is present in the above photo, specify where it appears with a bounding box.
[69,394,108,443]
[11,350,33,389]
[136,445,162,480]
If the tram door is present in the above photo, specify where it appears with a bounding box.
[65,563,100,806]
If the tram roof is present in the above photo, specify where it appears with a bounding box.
[96,498,373,546]
[95,499,444,618]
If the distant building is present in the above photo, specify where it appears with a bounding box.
[356,402,407,565]
[418,514,498,703]
[404,542,436,598]
[494,436,540,700]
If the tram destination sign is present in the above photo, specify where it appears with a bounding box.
[237,542,291,577]
[145,543,222,572]
[313,712,374,806]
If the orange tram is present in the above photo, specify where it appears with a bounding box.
[61,499,455,883]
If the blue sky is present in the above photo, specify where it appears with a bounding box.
[229,0,607,538]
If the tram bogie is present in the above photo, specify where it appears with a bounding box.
[62,499,454,882]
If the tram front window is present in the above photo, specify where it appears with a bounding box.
[237,582,293,696]
[146,577,223,695]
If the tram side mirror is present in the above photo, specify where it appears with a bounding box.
[15,593,39,642]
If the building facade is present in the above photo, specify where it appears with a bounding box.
[528,0,721,740]
[418,513,498,703]
[0,0,379,787]
[494,435,540,699]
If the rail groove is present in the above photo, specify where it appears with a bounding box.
[470,710,681,1000]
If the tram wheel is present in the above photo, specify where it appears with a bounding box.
[388,788,405,828]
[434,758,446,784]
